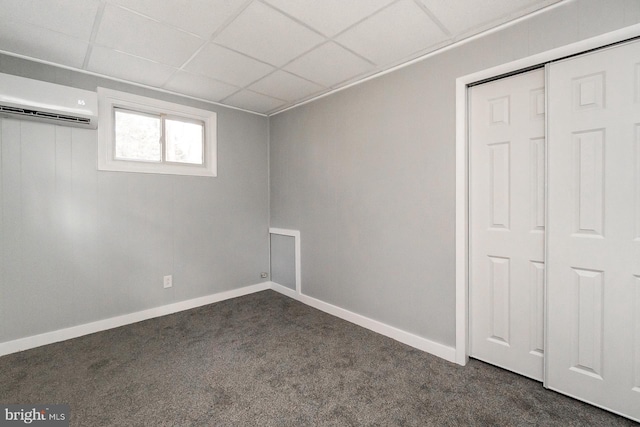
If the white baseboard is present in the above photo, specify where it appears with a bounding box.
[0,282,271,357]
[0,280,456,365]
[269,282,457,364]
[269,282,298,299]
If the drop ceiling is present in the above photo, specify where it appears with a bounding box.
[0,0,562,115]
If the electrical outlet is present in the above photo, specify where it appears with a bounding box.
[261,272,268,279]
[163,275,172,288]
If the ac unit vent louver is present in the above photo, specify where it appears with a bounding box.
[0,105,93,126]
[0,73,98,129]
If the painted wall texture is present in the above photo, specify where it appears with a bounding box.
[2,0,640,350]
[0,56,270,343]
[269,0,640,347]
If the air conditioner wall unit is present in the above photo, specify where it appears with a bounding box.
[0,72,98,129]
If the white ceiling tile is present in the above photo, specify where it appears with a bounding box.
[420,0,560,36]
[108,0,248,39]
[0,0,567,113]
[223,90,286,114]
[284,42,374,88]
[87,46,177,87]
[214,1,325,67]
[163,71,239,102]
[0,18,88,68]
[263,0,395,36]
[0,0,100,40]
[184,43,274,87]
[95,4,203,67]
[249,71,324,102]
[336,0,448,65]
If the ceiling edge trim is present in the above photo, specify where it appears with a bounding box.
[268,0,569,117]
[0,50,267,117]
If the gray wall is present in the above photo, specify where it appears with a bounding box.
[2,0,639,350]
[0,56,269,343]
[269,0,640,347]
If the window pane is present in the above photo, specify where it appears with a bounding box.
[114,109,161,162]
[165,118,204,165]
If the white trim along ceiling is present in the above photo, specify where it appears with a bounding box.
[0,0,563,115]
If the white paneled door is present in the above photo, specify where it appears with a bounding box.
[546,39,640,420]
[469,69,545,381]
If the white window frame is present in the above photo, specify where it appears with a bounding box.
[97,87,217,177]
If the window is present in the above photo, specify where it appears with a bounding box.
[98,88,216,177]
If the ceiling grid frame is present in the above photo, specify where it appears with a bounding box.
[0,0,565,114]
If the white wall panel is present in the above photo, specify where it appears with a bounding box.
[489,142,511,230]
[529,261,544,356]
[636,124,640,240]
[489,256,510,345]
[571,268,604,379]
[530,137,545,231]
[573,130,605,237]
[634,276,640,392]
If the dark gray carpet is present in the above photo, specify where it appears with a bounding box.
[0,290,634,426]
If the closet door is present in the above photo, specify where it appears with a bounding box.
[469,69,545,381]
[547,39,640,421]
